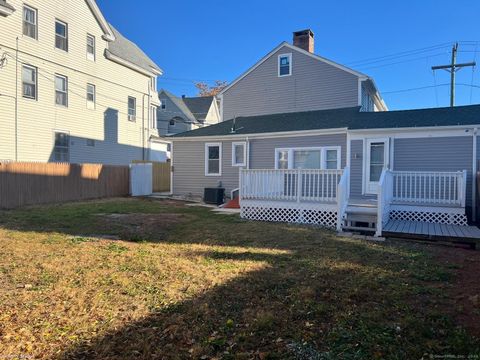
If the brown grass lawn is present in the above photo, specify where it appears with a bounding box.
[0,198,479,359]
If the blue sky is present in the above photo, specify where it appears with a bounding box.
[97,0,480,110]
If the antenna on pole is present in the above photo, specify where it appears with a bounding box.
[431,42,476,107]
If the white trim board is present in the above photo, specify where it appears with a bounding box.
[84,0,115,41]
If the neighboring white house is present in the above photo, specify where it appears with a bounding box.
[0,0,162,165]
[217,29,387,122]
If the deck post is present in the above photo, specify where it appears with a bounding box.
[296,169,302,203]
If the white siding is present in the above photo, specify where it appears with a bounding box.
[0,0,159,164]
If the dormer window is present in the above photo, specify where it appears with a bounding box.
[278,53,292,77]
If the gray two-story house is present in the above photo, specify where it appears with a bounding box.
[217,29,387,121]
[157,90,220,136]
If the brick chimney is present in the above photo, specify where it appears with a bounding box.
[293,29,314,53]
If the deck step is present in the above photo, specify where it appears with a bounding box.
[345,213,377,223]
[345,206,377,216]
[342,225,376,233]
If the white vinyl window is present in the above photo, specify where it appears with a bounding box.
[278,53,292,77]
[151,106,157,129]
[275,147,341,170]
[55,75,68,107]
[54,131,70,162]
[86,83,95,109]
[23,5,37,39]
[86,34,95,61]
[160,98,166,110]
[205,143,222,176]
[232,142,246,166]
[128,96,136,121]
[55,20,68,51]
[22,65,37,100]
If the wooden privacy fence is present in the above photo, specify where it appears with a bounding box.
[132,161,171,192]
[0,162,130,209]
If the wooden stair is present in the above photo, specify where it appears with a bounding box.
[342,200,377,233]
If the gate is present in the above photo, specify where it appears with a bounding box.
[132,160,171,193]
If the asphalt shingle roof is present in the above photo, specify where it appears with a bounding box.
[107,25,161,74]
[182,96,214,122]
[172,104,480,138]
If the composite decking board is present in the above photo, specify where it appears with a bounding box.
[383,220,480,240]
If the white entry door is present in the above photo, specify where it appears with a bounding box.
[365,138,389,194]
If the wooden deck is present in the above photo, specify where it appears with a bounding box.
[383,220,480,247]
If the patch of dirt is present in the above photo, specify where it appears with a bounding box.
[431,245,480,337]
[101,213,189,241]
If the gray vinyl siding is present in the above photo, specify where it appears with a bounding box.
[172,140,241,200]
[393,136,474,207]
[349,139,364,198]
[249,134,347,169]
[172,133,347,199]
[157,97,192,135]
[222,45,360,121]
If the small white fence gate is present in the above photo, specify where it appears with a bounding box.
[130,163,153,196]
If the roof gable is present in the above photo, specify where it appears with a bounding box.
[219,42,368,96]
[183,96,215,122]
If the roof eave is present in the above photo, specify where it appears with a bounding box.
[105,50,160,77]
[85,0,116,42]
[0,3,15,16]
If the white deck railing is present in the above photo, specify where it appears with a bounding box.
[240,169,343,203]
[391,170,467,207]
[377,169,394,236]
[336,167,350,231]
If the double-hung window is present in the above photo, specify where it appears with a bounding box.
[23,6,37,39]
[275,147,341,170]
[86,34,95,61]
[55,75,68,107]
[205,143,222,176]
[54,131,70,162]
[86,83,95,109]
[232,142,246,166]
[128,97,136,121]
[151,106,157,129]
[55,20,68,51]
[22,65,37,99]
[278,53,292,77]
[160,98,166,110]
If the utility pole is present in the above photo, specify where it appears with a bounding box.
[432,42,476,107]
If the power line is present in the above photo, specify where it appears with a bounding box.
[356,52,447,70]
[382,84,450,95]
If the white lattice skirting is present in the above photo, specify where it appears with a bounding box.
[389,208,468,226]
[241,200,338,228]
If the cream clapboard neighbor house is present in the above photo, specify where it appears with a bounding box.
[0,0,162,165]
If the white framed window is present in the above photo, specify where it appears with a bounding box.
[160,98,166,110]
[86,34,95,61]
[128,96,136,121]
[55,20,68,51]
[22,64,37,100]
[278,53,292,77]
[55,74,68,107]
[205,142,222,176]
[150,106,157,129]
[86,83,95,109]
[23,5,37,39]
[53,131,70,162]
[275,147,341,170]
[232,142,246,166]
[151,76,157,91]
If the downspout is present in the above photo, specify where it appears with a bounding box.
[15,37,19,161]
[142,93,147,160]
[472,128,478,221]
